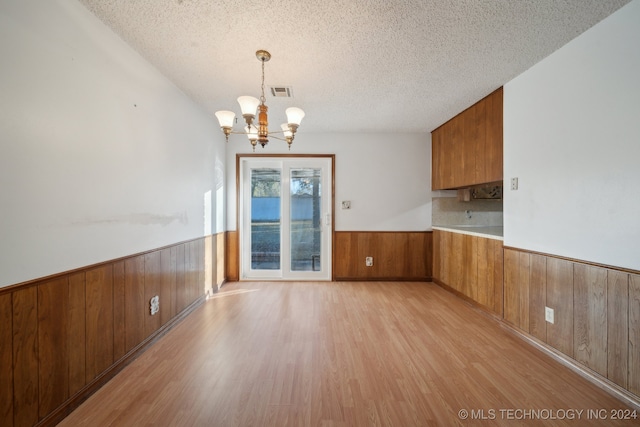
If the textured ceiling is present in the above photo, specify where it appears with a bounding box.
[78,0,630,134]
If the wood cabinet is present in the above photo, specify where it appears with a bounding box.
[431,87,503,190]
[432,229,503,315]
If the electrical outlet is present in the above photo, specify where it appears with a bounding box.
[341,200,351,209]
[511,177,519,190]
[365,256,373,267]
[150,295,160,315]
[545,306,554,324]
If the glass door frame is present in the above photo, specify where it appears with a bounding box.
[236,154,335,281]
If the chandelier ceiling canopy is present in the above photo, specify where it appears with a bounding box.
[215,50,305,151]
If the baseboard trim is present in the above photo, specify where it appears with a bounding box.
[36,295,206,427]
[334,277,432,282]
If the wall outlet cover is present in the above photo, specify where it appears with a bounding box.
[545,306,554,324]
[365,256,373,267]
[341,200,351,209]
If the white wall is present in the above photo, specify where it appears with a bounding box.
[504,0,640,270]
[226,133,432,232]
[0,0,226,288]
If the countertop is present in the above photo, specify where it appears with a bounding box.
[432,225,503,241]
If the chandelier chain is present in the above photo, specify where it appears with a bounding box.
[260,59,266,104]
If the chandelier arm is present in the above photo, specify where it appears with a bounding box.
[266,134,288,142]
[228,129,287,136]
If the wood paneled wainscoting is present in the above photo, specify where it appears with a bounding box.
[503,247,640,404]
[0,234,225,427]
[334,231,432,281]
[226,230,432,282]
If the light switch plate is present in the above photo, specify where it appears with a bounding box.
[511,177,519,190]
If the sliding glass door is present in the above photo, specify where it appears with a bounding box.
[240,157,332,280]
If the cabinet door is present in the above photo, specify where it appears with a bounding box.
[449,116,464,189]
[484,87,503,183]
[463,103,484,187]
[461,234,478,300]
[431,126,444,190]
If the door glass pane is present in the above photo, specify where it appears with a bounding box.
[251,169,281,270]
[290,168,321,271]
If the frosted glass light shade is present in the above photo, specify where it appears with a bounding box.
[237,96,260,116]
[280,123,293,138]
[285,107,305,125]
[245,125,258,140]
[215,110,235,128]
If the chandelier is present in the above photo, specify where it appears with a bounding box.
[214,50,305,151]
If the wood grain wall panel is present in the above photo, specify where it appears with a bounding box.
[160,247,176,325]
[12,286,38,427]
[184,241,195,304]
[175,244,187,314]
[226,231,239,282]
[68,272,86,396]
[528,254,547,342]
[355,233,373,278]
[216,232,225,286]
[0,293,13,427]
[197,238,205,298]
[518,252,530,332]
[334,232,354,278]
[546,257,574,358]
[484,87,503,183]
[85,265,114,382]
[38,277,69,418]
[503,248,520,327]
[629,274,640,396]
[187,240,199,304]
[113,261,125,361]
[573,264,608,376]
[607,270,628,388]
[421,232,433,279]
[333,232,432,280]
[125,256,145,353]
[144,251,162,339]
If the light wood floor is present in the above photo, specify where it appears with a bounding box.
[59,281,636,426]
